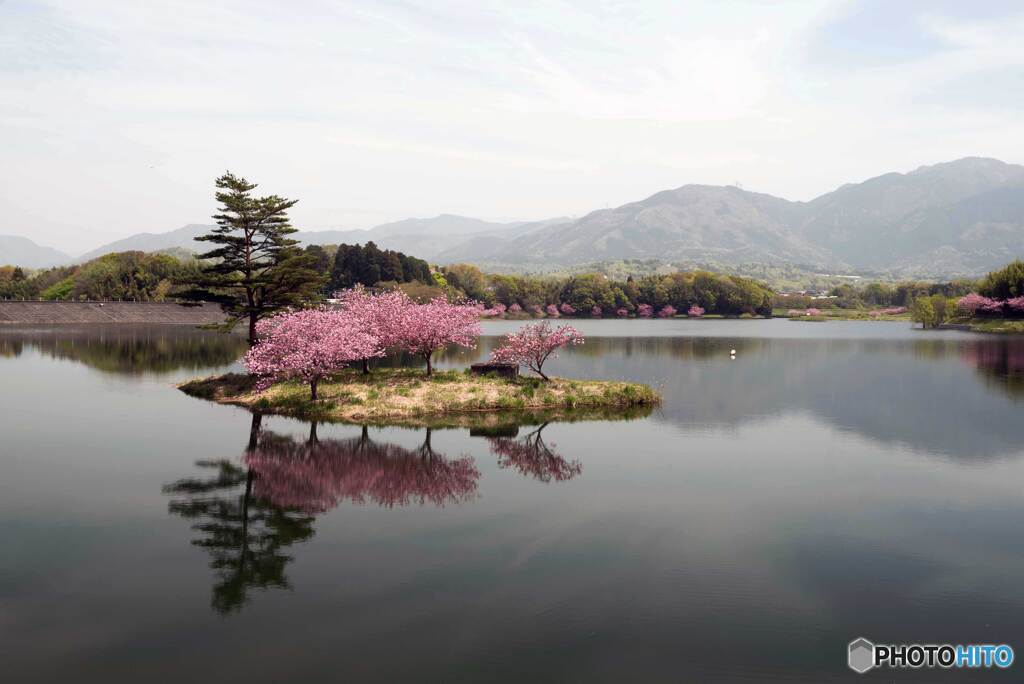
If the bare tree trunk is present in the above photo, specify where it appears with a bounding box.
[310,378,319,400]
[361,357,370,374]
[425,353,433,376]
[248,312,258,346]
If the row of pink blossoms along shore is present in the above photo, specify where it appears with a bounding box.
[479,302,702,318]
[244,286,590,399]
[956,293,1024,316]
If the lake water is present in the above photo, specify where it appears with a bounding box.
[2,320,1023,682]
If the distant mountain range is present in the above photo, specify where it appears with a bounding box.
[0,235,72,269]
[4,157,1023,277]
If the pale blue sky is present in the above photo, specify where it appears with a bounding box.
[2,0,1023,253]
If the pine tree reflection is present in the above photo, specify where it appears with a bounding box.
[165,417,480,613]
[162,413,315,614]
[488,422,582,482]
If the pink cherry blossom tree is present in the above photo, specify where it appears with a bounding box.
[687,304,705,317]
[657,305,677,318]
[395,297,481,376]
[806,307,822,316]
[559,302,576,316]
[508,303,523,315]
[244,308,380,400]
[489,320,584,381]
[337,285,413,373]
[957,293,988,314]
[545,304,561,318]
[528,304,544,317]
[591,305,602,317]
[637,303,653,318]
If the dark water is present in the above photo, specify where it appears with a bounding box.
[2,320,1023,682]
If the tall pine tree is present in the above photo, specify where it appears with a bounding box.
[183,173,324,344]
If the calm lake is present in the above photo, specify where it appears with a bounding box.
[2,319,1023,682]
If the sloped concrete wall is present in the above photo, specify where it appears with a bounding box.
[0,301,226,325]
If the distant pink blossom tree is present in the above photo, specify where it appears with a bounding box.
[395,298,481,376]
[616,307,628,317]
[545,304,561,318]
[1007,296,1024,315]
[244,308,380,400]
[337,285,413,373]
[559,302,576,316]
[787,309,803,317]
[881,306,908,315]
[490,302,507,316]
[958,293,1006,315]
[490,321,584,381]
[528,304,543,317]
[591,305,602,317]
[637,303,653,318]
[957,293,989,314]
[657,305,677,318]
[806,307,821,316]
[508,303,522,315]
[687,304,705,317]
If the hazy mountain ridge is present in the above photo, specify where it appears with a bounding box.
[5,157,1023,277]
[0,235,72,268]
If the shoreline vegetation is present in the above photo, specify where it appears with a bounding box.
[179,368,660,426]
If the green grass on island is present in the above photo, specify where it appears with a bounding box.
[179,367,660,425]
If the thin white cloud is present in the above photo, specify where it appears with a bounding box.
[0,0,1022,253]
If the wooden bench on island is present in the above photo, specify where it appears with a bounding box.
[470,362,519,380]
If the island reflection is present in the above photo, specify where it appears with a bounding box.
[164,413,593,613]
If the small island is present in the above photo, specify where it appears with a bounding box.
[179,293,659,424]
[179,368,658,425]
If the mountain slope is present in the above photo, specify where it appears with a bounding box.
[49,157,1024,278]
[0,236,72,268]
[448,157,1024,275]
[76,224,213,262]
[798,157,1024,270]
[467,185,836,267]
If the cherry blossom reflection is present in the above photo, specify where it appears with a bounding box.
[247,425,480,513]
[960,341,1024,399]
[488,423,582,482]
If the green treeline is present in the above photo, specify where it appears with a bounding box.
[776,280,975,311]
[326,241,432,291]
[0,252,201,302]
[0,241,434,303]
[443,264,774,316]
[978,260,1024,300]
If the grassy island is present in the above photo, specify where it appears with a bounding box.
[179,368,659,425]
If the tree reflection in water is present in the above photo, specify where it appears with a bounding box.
[162,413,315,614]
[247,425,480,513]
[487,422,582,482]
[960,340,1024,399]
[164,416,480,613]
